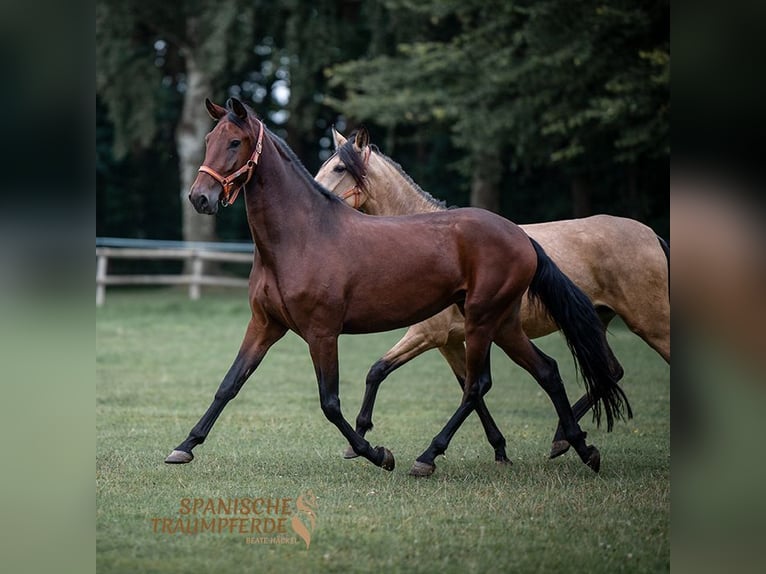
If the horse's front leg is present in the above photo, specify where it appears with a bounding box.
[343,326,438,459]
[549,394,592,458]
[494,324,601,472]
[309,334,395,471]
[165,313,287,464]
[549,336,623,459]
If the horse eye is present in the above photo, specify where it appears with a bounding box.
[333,165,346,173]
[230,140,241,149]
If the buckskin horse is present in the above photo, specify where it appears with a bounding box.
[164,98,630,476]
[315,128,668,460]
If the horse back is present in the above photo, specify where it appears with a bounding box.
[270,207,534,335]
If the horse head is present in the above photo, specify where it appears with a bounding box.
[315,127,371,210]
[189,97,263,214]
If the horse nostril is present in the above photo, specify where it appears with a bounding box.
[198,195,209,208]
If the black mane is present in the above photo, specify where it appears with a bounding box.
[266,127,344,203]
[336,134,370,193]
[228,101,343,204]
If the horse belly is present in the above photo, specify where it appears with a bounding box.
[341,295,459,334]
[340,252,464,334]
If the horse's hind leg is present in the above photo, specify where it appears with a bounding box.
[410,321,497,477]
[344,322,511,465]
[550,394,595,458]
[165,311,287,464]
[619,236,671,364]
[438,339,511,464]
[548,303,668,458]
[548,293,669,459]
[494,324,601,472]
[620,305,671,363]
[549,310,623,458]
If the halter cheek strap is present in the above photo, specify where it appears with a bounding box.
[198,120,265,207]
[340,184,364,209]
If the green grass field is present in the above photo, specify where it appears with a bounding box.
[97,289,669,573]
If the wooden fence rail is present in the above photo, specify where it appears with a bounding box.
[96,238,253,306]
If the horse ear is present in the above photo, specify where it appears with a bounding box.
[353,126,369,152]
[331,126,347,149]
[205,98,227,120]
[227,97,248,121]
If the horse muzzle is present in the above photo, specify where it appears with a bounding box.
[189,186,220,215]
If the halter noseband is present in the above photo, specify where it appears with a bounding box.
[197,119,265,207]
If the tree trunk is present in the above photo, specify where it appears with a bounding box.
[571,175,591,218]
[176,51,216,246]
[469,150,502,213]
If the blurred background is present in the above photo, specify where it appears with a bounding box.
[96,0,669,247]
[12,0,766,572]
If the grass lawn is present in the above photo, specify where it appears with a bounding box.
[97,289,669,573]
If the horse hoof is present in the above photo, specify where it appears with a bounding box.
[549,440,571,459]
[495,455,513,466]
[408,461,435,477]
[376,446,395,471]
[585,446,601,473]
[165,450,194,464]
[343,445,359,459]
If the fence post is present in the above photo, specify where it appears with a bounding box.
[189,252,202,300]
[96,253,108,306]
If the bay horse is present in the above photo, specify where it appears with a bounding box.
[315,128,668,460]
[165,97,630,476]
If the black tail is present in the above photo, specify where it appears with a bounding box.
[527,238,632,431]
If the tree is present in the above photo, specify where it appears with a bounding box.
[96,0,255,245]
[95,0,669,243]
[325,0,669,218]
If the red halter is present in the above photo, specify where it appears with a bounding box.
[197,120,265,207]
[339,183,364,209]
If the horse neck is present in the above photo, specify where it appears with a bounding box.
[244,130,341,261]
[364,154,445,216]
